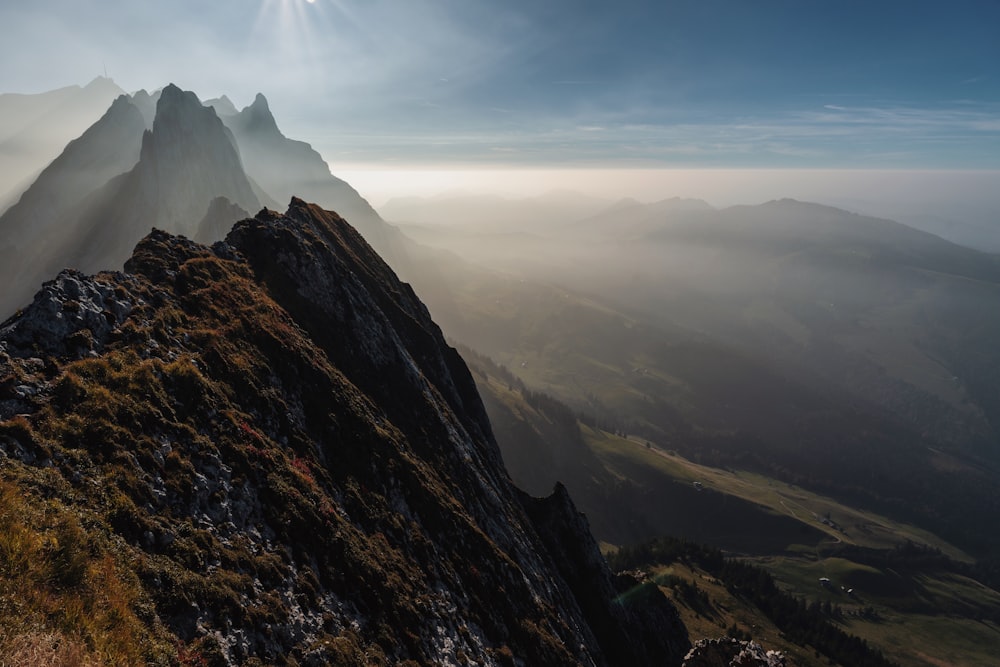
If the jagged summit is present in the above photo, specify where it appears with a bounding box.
[34,83,262,287]
[134,83,260,238]
[219,95,402,264]
[235,92,279,133]
[129,88,159,126]
[204,94,239,117]
[0,200,689,665]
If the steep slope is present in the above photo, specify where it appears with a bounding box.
[0,200,688,665]
[0,94,147,315]
[114,84,261,240]
[0,76,125,210]
[220,93,403,263]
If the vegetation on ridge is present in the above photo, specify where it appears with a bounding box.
[0,204,690,665]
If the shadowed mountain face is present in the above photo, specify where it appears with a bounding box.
[0,76,125,211]
[0,200,688,665]
[0,94,146,259]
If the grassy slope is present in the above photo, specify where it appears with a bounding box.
[0,468,171,665]
[754,557,1000,667]
[587,429,1000,666]
[586,428,969,559]
[643,561,835,667]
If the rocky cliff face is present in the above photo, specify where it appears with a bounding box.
[682,638,786,667]
[0,200,688,665]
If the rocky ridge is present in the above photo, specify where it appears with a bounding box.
[0,200,689,665]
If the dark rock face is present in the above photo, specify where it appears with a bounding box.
[194,196,252,245]
[0,200,687,665]
[0,269,134,363]
[519,483,690,666]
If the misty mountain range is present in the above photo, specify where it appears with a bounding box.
[390,192,1000,451]
[385,186,1000,571]
[0,82,400,319]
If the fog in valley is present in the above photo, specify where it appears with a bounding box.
[377,178,1000,456]
[370,167,1000,250]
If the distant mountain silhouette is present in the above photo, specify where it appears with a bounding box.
[0,76,124,211]
[194,195,252,244]
[382,189,613,231]
[0,93,146,312]
[0,94,146,253]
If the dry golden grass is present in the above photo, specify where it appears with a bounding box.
[0,479,155,665]
[0,631,99,667]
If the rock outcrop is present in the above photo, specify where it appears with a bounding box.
[682,638,786,667]
[519,483,689,666]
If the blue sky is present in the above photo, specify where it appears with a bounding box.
[2,0,999,168]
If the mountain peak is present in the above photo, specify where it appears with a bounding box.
[237,92,279,133]
[63,83,261,256]
[82,75,122,94]
[252,91,269,109]
[203,94,238,117]
[156,82,200,113]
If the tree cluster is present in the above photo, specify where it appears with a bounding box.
[610,537,899,667]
